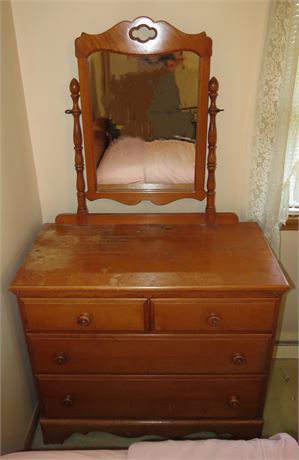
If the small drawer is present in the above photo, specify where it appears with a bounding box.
[21,298,145,332]
[153,299,277,332]
[29,334,271,375]
[37,375,264,419]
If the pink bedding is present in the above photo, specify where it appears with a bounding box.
[128,433,299,459]
[96,137,145,185]
[3,433,298,459]
[96,136,195,185]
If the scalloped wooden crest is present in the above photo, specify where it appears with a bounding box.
[129,23,158,43]
[75,17,212,58]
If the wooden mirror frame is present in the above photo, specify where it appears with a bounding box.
[58,17,229,225]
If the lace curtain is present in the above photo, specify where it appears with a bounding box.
[247,0,299,254]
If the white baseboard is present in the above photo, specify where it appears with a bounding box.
[274,340,299,359]
[22,404,39,451]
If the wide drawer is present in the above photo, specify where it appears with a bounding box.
[21,298,145,332]
[29,334,271,375]
[37,375,264,419]
[153,299,277,332]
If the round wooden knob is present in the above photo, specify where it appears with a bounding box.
[54,352,68,365]
[232,353,246,366]
[77,312,91,327]
[228,395,240,409]
[207,313,221,326]
[62,395,73,407]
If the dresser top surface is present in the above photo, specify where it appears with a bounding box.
[11,222,288,294]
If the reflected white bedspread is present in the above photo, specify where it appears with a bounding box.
[96,136,195,185]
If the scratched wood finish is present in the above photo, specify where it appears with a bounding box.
[11,223,288,295]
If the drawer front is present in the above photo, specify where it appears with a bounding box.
[37,376,264,419]
[21,299,145,332]
[30,334,271,375]
[153,299,277,332]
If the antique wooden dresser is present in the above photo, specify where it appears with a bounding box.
[11,218,288,443]
[10,17,288,444]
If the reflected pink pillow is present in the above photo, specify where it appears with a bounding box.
[96,136,145,184]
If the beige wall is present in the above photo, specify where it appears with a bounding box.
[1,1,42,454]
[11,0,270,221]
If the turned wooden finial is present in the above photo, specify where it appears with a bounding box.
[70,78,80,95]
[205,76,222,226]
[66,78,88,225]
[209,76,218,93]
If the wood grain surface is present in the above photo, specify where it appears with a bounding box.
[11,222,288,295]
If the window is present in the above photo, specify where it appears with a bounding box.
[283,54,299,229]
[289,176,299,215]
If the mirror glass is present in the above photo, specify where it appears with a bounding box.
[88,51,200,190]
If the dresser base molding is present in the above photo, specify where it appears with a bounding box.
[40,418,263,444]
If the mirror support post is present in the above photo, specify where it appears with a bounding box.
[206,77,222,225]
[66,78,88,225]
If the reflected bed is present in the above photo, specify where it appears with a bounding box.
[96,136,195,186]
